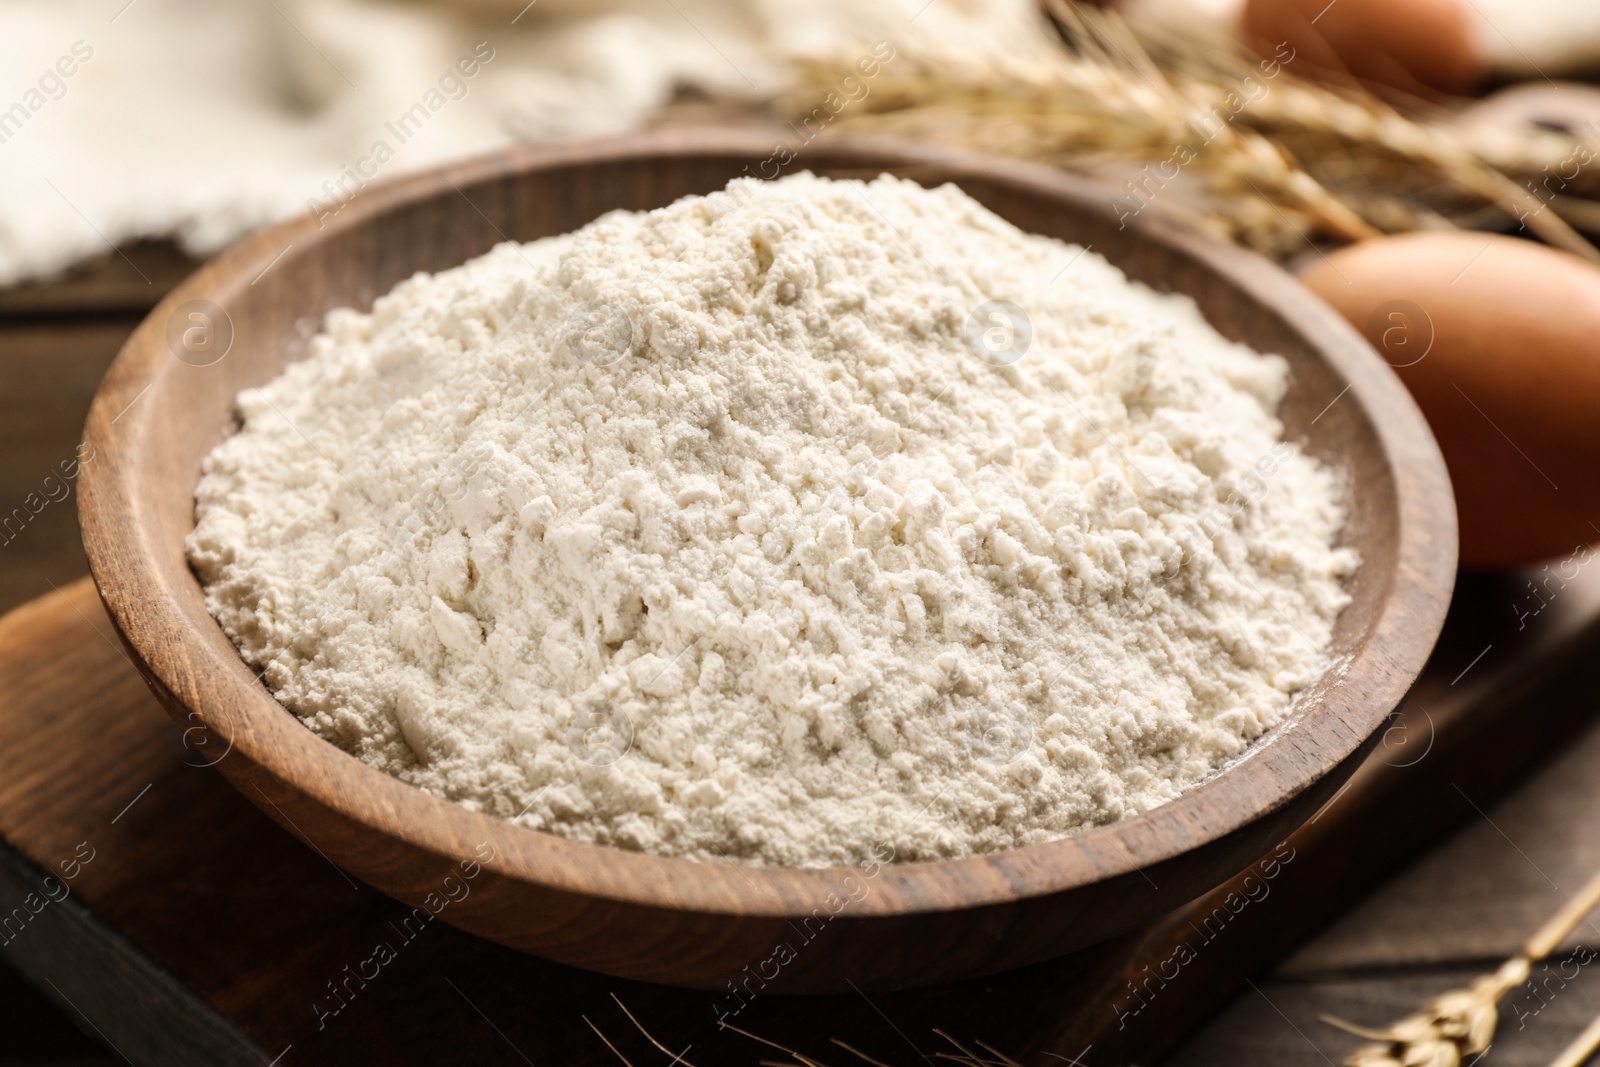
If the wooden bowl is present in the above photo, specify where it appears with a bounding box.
[78,130,1456,992]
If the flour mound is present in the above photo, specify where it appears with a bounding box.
[189,173,1355,868]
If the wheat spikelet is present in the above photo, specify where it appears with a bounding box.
[1323,955,1524,1067]
[785,0,1600,261]
[1323,867,1600,1066]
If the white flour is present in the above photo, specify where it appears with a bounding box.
[189,173,1355,868]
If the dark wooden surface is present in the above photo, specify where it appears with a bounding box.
[74,131,1454,992]
[0,241,170,1065]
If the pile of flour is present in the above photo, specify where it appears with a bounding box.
[189,172,1355,868]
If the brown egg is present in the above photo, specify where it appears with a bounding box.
[1240,0,1482,97]
[1299,232,1600,569]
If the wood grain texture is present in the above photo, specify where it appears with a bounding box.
[0,232,165,1067]
[0,321,129,613]
[0,841,261,1067]
[0,242,195,316]
[75,129,1457,991]
[1281,713,1600,973]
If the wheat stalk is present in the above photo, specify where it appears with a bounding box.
[1321,866,1600,1067]
[1546,1008,1600,1067]
[786,0,1600,262]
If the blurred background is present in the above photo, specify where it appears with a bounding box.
[4,0,1600,288]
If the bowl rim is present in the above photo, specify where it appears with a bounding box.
[78,128,1457,920]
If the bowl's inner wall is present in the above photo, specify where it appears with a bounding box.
[149,144,1393,762]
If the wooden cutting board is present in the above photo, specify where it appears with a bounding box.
[2,570,1598,1067]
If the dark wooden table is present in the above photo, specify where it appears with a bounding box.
[0,249,186,1066]
[6,246,1600,1067]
